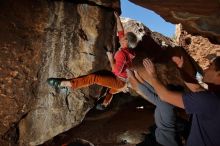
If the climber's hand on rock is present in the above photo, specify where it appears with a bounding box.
[114,11,119,19]
[106,51,114,61]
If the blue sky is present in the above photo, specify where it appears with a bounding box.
[121,0,175,37]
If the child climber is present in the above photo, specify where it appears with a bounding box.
[47,11,139,108]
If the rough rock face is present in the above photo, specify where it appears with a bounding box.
[176,24,220,69]
[129,0,220,44]
[0,0,119,145]
[0,0,49,145]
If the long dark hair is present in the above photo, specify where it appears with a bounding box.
[213,56,220,71]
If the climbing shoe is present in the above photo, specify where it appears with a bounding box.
[47,78,62,89]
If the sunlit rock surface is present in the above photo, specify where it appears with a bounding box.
[129,0,220,44]
[176,24,220,69]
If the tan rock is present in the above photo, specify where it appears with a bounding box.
[176,24,220,69]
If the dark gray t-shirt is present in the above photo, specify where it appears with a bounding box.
[183,91,220,146]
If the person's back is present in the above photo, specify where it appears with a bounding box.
[183,90,220,146]
[169,56,220,146]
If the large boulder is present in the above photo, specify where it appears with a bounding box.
[0,0,119,145]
